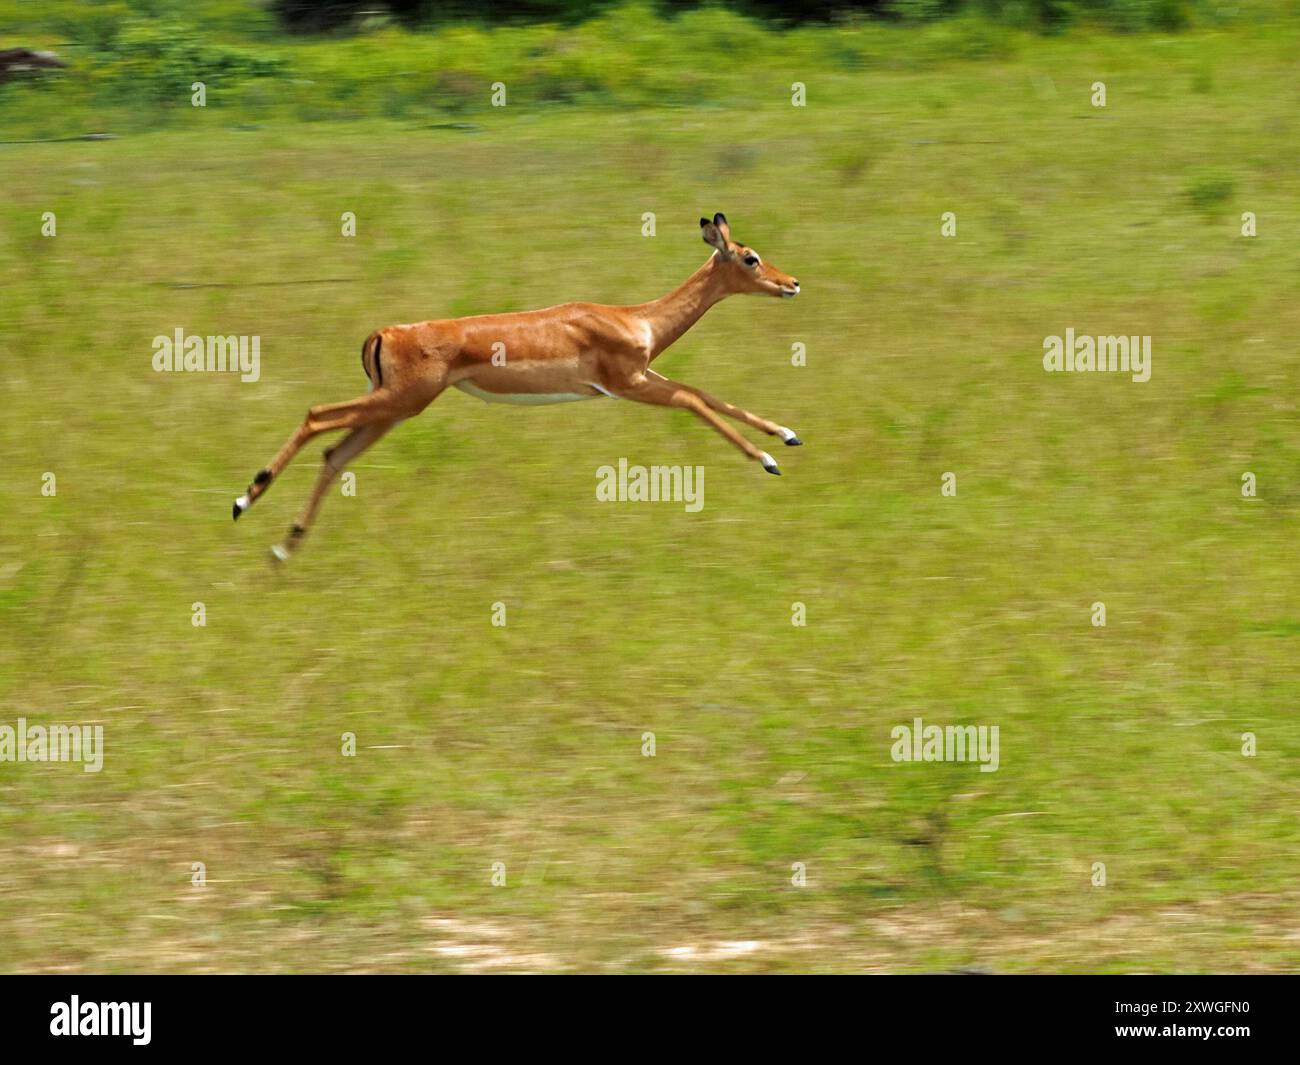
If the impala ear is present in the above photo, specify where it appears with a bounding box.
[712,212,731,241]
[700,214,731,255]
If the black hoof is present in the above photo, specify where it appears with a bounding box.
[765,464,781,476]
[784,436,803,447]
[232,501,242,521]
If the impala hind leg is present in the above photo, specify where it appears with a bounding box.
[618,376,785,475]
[270,420,395,561]
[233,391,400,520]
[645,369,802,446]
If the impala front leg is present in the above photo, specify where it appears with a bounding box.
[645,368,802,446]
[617,375,784,475]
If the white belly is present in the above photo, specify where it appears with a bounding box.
[454,380,604,406]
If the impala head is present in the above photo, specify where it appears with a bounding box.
[699,212,799,298]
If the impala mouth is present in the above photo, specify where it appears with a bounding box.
[780,286,799,298]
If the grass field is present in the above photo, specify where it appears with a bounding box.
[2,13,1299,972]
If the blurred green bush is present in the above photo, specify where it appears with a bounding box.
[0,0,1290,135]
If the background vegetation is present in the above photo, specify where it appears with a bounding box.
[0,1,1294,137]
[1,2,1298,972]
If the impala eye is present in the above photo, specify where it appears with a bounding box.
[743,255,759,267]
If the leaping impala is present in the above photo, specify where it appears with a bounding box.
[233,213,803,559]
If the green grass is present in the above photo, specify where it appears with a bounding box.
[4,2,1297,139]
[1,16,1299,972]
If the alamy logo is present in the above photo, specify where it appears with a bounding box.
[50,997,151,1045]
[152,328,261,382]
[1043,328,1150,382]
[890,717,1000,773]
[596,458,704,513]
[0,718,103,773]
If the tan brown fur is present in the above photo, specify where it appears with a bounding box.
[233,213,801,558]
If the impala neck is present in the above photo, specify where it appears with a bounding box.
[639,255,734,356]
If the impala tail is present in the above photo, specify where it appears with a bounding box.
[361,332,384,388]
